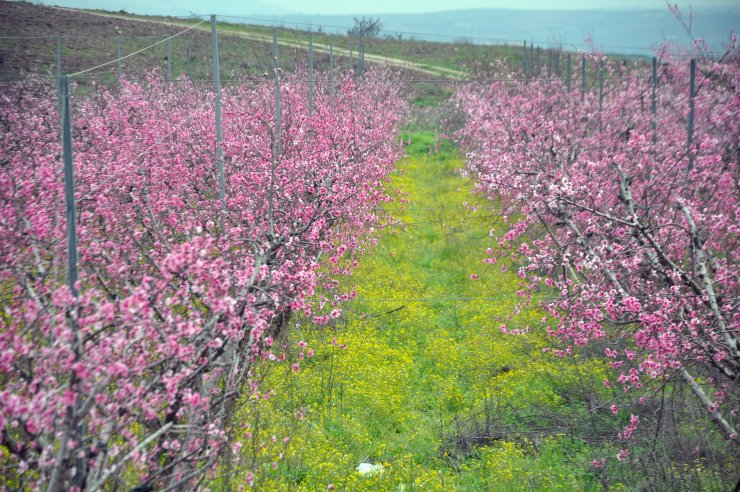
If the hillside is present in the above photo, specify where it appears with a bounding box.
[26,0,740,56]
[0,0,513,83]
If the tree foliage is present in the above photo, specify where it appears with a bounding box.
[348,17,383,38]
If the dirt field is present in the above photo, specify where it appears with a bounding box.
[0,1,471,87]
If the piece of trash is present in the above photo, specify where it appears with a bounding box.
[356,462,384,476]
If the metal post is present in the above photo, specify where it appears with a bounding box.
[186,46,191,78]
[273,27,282,155]
[56,35,63,111]
[599,61,604,132]
[167,37,172,80]
[211,15,224,204]
[58,75,78,300]
[329,35,335,100]
[56,34,62,78]
[547,49,552,78]
[651,57,657,141]
[688,58,695,171]
[581,55,586,101]
[555,51,560,78]
[115,36,122,78]
[530,42,534,77]
[49,73,80,492]
[523,41,527,76]
[359,30,364,76]
[349,39,353,71]
[308,29,314,115]
[566,53,572,91]
[536,47,541,76]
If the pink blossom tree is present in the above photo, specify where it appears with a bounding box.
[0,68,405,490]
[456,40,738,450]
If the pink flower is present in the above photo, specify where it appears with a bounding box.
[623,296,642,314]
[61,390,76,407]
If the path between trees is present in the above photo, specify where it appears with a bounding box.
[237,131,599,490]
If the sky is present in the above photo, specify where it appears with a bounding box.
[269,0,738,15]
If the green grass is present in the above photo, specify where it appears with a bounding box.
[220,132,629,490]
[410,83,453,107]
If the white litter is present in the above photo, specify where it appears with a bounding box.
[356,462,384,476]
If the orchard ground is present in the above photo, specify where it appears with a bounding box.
[221,128,700,490]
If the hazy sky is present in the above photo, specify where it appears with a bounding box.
[272,0,737,14]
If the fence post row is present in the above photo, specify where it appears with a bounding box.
[210,15,225,205]
[273,27,282,156]
[308,29,314,116]
[687,58,695,171]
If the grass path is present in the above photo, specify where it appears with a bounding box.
[229,131,607,490]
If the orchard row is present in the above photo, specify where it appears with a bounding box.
[0,70,405,489]
[456,48,739,450]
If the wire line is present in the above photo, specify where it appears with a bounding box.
[67,19,206,77]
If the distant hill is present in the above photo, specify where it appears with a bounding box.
[28,0,296,16]
[25,1,740,56]
[270,8,740,56]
